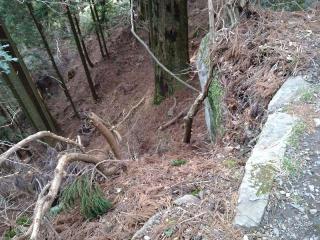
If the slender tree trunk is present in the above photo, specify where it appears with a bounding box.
[26,3,79,118]
[66,5,99,101]
[100,0,107,23]
[149,0,190,104]
[0,20,57,132]
[90,0,109,58]
[73,13,94,68]
[89,1,106,58]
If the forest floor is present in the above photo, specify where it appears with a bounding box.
[40,1,245,239]
[2,2,320,240]
[38,6,320,240]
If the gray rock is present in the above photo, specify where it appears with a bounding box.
[196,33,216,141]
[273,227,280,237]
[310,209,318,214]
[309,185,315,192]
[131,210,168,239]
[314,118,320,128]
[234,112,298,228]
[268,76,309,113]
[173,194,200,206]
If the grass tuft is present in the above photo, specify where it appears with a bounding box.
[282,156,299,176]
[61,176,112,219]
[170,159,187,167]
[288,121,306,148]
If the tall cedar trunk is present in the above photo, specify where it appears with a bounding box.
[0,20,57,132]
[66,5,99,101]
[73,13,94,68]
[91,0,109,58]
[138,0,149,21]
[100,0,107,23]
[89,1,105,58]
[26,3,79,118]
[149,0,189,104]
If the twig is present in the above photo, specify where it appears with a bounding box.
[0,131,84,166]
[0,109,21,129]
[114,96,145,129]
[129,0,200,93]
[44,217,61,240]
[158,110,187,131]
[178,212,206,225]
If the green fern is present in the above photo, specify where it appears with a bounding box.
[61,176,112,219]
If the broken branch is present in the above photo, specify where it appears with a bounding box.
[89,112,122,159]
[0,131,84,166]
[114,96,145,129]
[159,110,186,131]
[23,152,122,240]
[183,65,215,143]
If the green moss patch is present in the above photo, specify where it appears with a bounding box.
[251,164,276,196]
[207,74,223,136]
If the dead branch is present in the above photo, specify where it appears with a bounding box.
[114,96,145,129]
[88,112,122,159]
[19,152,123,240]
[0,131,84,166]
[87,114,122,143]
[183,66,215,143]
[159,110,187,131]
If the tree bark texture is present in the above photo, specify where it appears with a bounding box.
[148,0,190,104]
[0,20,57,132]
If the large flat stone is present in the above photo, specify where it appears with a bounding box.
[268,76,309,112]
[197,33,215,140]
[234,112,298,228]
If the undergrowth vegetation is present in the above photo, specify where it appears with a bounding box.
[288,121,307,148]
[61,176,112,219]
